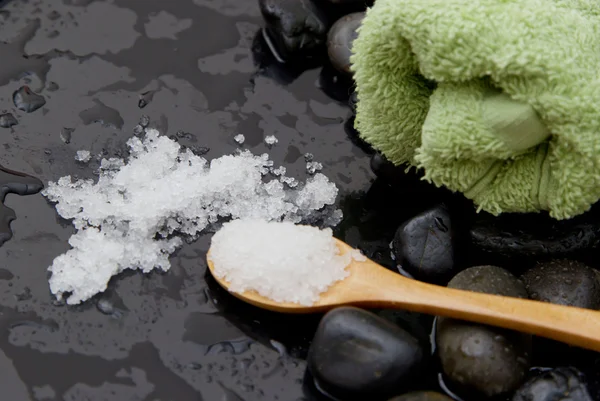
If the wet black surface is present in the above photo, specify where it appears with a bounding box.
[1,1,600,400]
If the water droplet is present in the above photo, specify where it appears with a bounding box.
[13,86,46,113]
[96,298,114,315]
[15,287,32,301]
[0,113,18,128]
[60,127,74,144]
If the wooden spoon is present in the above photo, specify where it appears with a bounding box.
[207,239,600,352]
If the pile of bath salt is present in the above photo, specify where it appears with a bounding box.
[43,129,341,305]
[209,219,365,305]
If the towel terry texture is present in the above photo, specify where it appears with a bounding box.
[350,0,600,220]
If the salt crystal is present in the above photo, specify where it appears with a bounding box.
[304,153,314,162]
[280,176,298,188]
[75,150,92,163]
[270,166,286,177]
[43,129,341,304]
[306,161,323,175]
[209,219,363,306]
[264,135,278,146]
[234,134,245,144]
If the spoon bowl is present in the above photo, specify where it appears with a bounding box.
[207,238,600,352]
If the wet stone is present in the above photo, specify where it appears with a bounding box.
[388,391,453,401]
[0,113,18,128]
[259,0,330,62]
[521,259,600,309]
[13,86,46,113]
[1,165,44,247]
[512,367,593,401]
[327,12,364,76]
[371,153,410,183]
[392,204,457,284]
[308,306,428,399]
[437,266,531,398]
[469,209,600,260]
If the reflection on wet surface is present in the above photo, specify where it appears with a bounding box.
[0,0,371,399]
[2,0,600,400]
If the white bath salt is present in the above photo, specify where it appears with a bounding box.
[209,219,364,306]
[234,134,245,144]
[306,161,323,175]
[280,175,298,188]
[43,129,341,304]
[270,166,286,177]
[75,150,92,163]
[264,135,278,146]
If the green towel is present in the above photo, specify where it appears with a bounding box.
[350,0,600,220]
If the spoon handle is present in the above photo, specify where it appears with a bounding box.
[356,265,600,352]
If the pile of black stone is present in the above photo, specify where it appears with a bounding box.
[254,1,600,400]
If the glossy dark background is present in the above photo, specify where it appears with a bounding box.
[4,1,600,400]
[0,0,383,400]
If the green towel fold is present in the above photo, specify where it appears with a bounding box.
[350,0,600,220]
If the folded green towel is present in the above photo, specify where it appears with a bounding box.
[351,0,600,220]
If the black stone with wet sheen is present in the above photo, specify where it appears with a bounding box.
[512,367,593,401]
[388,391,453,401]
[327,12,363,75]
[521,259,600,309]
[436,266,532,398]
[259,0,330,61]
[308,306,428,400]
[393,204,457,284]
[470,209,600,260]
[0,165,43,246]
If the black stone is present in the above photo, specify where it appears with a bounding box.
[13,85,46,113]
[0,113,17,128]
[392,204,457,284]
[388,392,453,401]
[437,266,531,398]
[349,90,358,113]
[449,265,529,299]
[370,153,410,183]
[521,259,600,309]
[469,209,600,261]
[512,367,593,401]
[327,12,364,76]
[308,306,428,399]
[344,116,374,154]
[259,0,330,62]
[318,63,354,103]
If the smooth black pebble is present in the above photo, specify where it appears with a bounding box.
[259,0,330,62]
[0,165,44,246]
[392,204,457,284]
[388,392,453,401]
[521,259,600,309]
[436,266,532,398]
[469,209,600,260]
[308,306,428,400]
[327,12,364,76]
[13,86,46,113]
[512,367,593,401]
[0,113,18,128]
